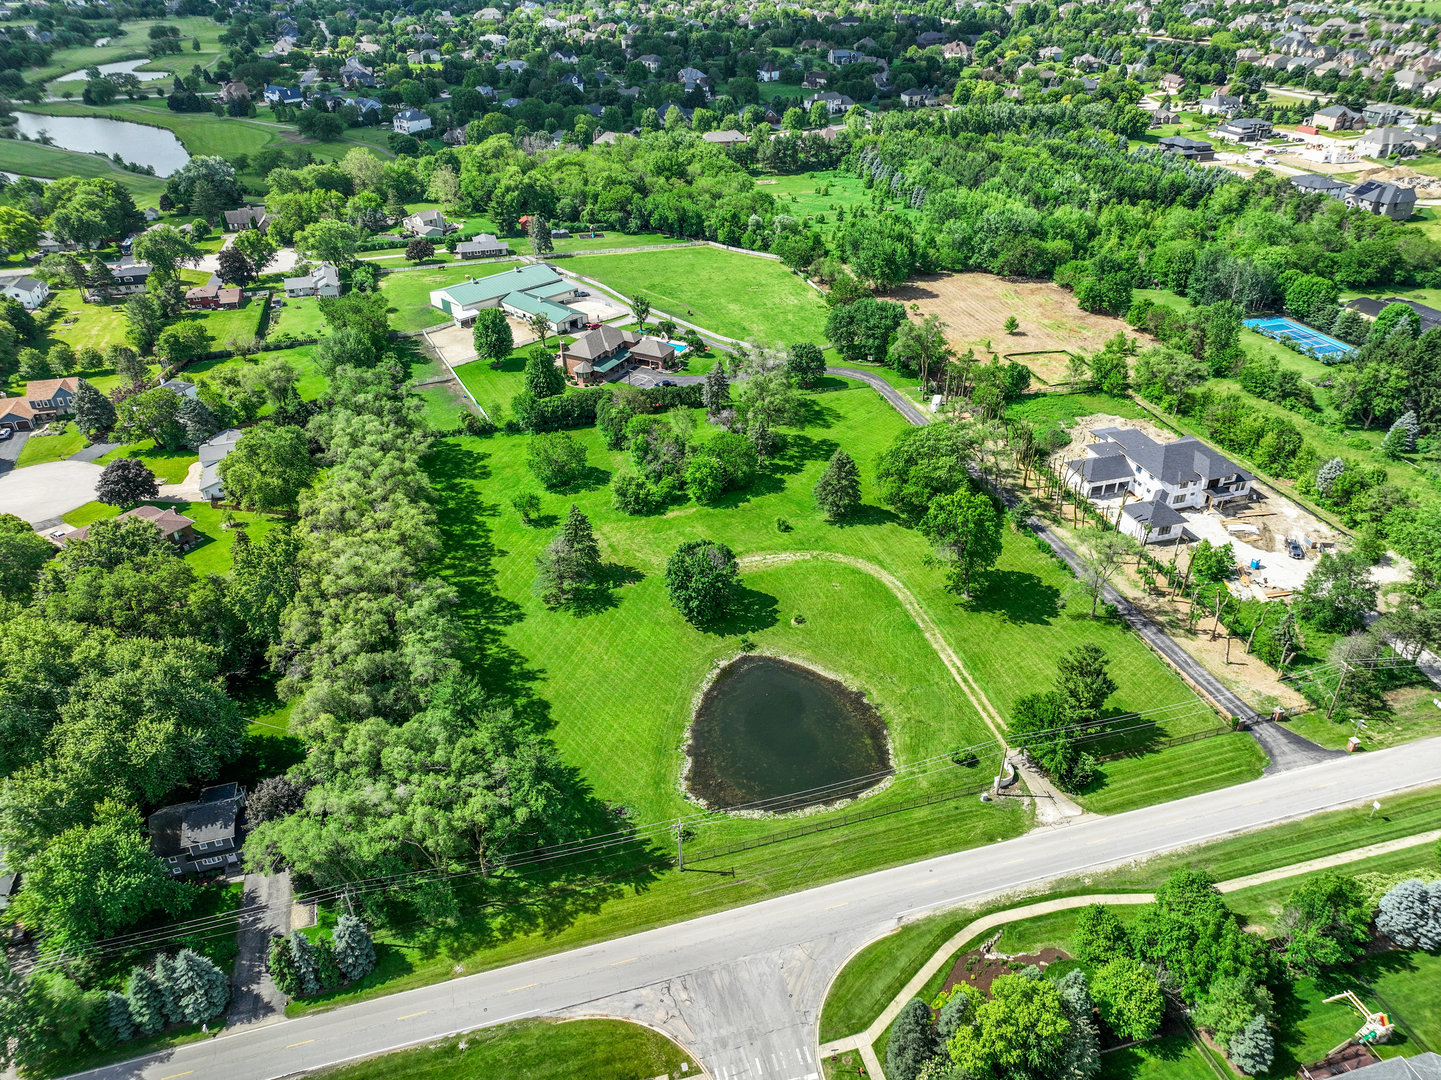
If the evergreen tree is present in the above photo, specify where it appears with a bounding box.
[1228,1014,1274,1076]
[124,966,167,1036]
[1384,411,1419,458]
[886,997,940,1080]
[289,931,322,996]
[703,363,730,414]
[266,934,300,998]
[331,914,376,982]
[534,504,601,608]
[1056,970,1102,1080]
[107,990,136,1042]
[1394,409,1420,450]
[152,953,183,1025]
[169,949,229,1024]
[73,377,116,440]
[178,397,219,448]
[86,254,118,299]
[527,214,554,256]
[1316,456,1345,497]
[1376,878,1441,950]
[814,448,861,521]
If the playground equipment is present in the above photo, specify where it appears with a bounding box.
[1323,990,1395,1046]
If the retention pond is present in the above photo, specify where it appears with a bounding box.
[685,655,891,813]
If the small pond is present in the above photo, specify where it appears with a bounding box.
[9,112,190,175]
[52,58,163,83]
[686,656,891,812]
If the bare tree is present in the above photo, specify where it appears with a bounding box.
[1077,528,1139,617]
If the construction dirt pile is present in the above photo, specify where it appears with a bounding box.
[1348,165,1441,199]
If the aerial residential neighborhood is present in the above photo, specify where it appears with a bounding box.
[1,0,1441,1078]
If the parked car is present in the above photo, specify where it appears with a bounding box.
[0,428,11,441]
[660,380,675,387]
[585,321,603,330]
[1286,537,1305,559]
[575,289,589,296]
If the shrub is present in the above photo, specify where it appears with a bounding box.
[1228,1014,1274,1076]
[885,998,940,1080]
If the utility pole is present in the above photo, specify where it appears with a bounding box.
[676,819,684,871]
[1326,662,1349,721]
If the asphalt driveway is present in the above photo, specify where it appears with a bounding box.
[0,459,102,523]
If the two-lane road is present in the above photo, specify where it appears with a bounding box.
[73,738,1441,1080]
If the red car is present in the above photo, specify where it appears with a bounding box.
[584,321,603,330]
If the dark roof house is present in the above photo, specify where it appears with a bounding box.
[147,783,246,878]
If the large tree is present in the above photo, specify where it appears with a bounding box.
[72,377,116,440]
[874,422,978,523]
[1279,873,1370,975]
[919,485,1003,599]
[524,348,565,398]
[814,448,861,522]
[665,539,740,625]
[472,307,514,365]
[133,225,202,282]
[217,425,316,512]
[949,973,1072,1080]
[293,219,360,265]
[534,504,602,608]
[1091,957,1163,1041]
[0,513,52,601]
[1294,551,1377,632]
[96,457,159,507]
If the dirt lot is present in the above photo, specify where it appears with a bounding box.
[425,323,478,366]
[890,274,1129,383]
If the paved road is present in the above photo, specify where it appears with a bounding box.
[0,458,101,523]
[827,366,929,425]
[71,738,1441,1080]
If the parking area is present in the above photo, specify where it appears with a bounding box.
[0,459,102,523]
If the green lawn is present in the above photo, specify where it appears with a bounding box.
[1099,1036,1219,1080]
[1075,734,1267,815]
[309,1018,696,1080]
[0,140,170,203]
[28,16,228,84]
[94,441,196,483]
[14,421,84,466]
[1006,390,1150,430]
[186,345,327,408]
[32,290,133,371]
[25,100,290,161]
[453,346,530,420]
[196,298,265,349]
[267,297,329,341]
[413,381,471,433]
[568,246,829,346]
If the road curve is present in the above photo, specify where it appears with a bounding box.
[70,739,1441,1080]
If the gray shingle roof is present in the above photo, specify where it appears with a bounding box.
[1093,428,1251,485]
[1123,498,1187,528]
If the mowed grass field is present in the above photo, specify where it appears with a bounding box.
[27,15,229,83]
[568,246,828,346]
[309,1019,697,1080]
[0,140,170,203]
[431,382,1219,836]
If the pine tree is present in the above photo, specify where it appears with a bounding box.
[1376,878,1441,950]
[527,214,554,256]
[153,953,184,1025]
[1228,1014,1274,1076]
[1395,409,1420,450]
[814,449,861,521]
[73,377,116,440]
[885,997,940,1080]
[86,254,118,299]
[703,363,730,413]
[331,914,376,982]
[170,949,229,1024]
[124,966,167,1036]
[561,502,600,568]
[266,933,300,998]
[107,990,136,1042]
[290,931,322,996]
[178,397,219,448]
[1316,456,1345,497]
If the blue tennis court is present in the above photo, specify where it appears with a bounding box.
[1243,316,1354,359]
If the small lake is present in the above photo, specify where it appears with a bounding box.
[10,112,189,176]
[686,656,891,812]
[52,58,163,83]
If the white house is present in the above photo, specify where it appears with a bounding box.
[1065,427,1254,543]
[2,276,49,310]
[392,108,433,135]
[198,428,244,502]
[283,263,342,298]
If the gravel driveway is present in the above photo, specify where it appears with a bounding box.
[0,459,102,523]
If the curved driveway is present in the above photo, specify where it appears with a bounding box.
[71,739,1441,1080]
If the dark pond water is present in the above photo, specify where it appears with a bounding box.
[686,656,892,812]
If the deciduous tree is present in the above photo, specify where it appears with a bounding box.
[96,457,159,506]
[919,486,1003,599]
[665,539,739,625]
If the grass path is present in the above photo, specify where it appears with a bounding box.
[739,550,1008,745]
[820,826,1441,1069]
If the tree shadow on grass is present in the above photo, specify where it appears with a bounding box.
[791,396,841,429]
[769,432,838,477]
[542,464,612,496]
[700,584,780,636]
[966,570,1061,625]
[831,503,903,529]
[567,562,645,617]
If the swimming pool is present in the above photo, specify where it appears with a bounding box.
[672,343,688,354]
[1243,316,1355,361]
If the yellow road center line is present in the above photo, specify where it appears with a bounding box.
[1242,799,1264,806]
[507,983,538,994]
[825,902,848,910]
[161,1073,194,1079]
[610,957,636,966]
[286,1040,315,1048]
[396,1011,429,1020]
[1085,838,1108,845]
[1002,858,1024,865]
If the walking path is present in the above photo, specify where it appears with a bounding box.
[820,828,1441,1079]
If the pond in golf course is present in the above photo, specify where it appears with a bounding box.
[685,656,891,812]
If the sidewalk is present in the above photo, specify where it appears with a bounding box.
[818,828,1441,1079]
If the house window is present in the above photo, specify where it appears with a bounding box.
[1173,494,1186,504]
